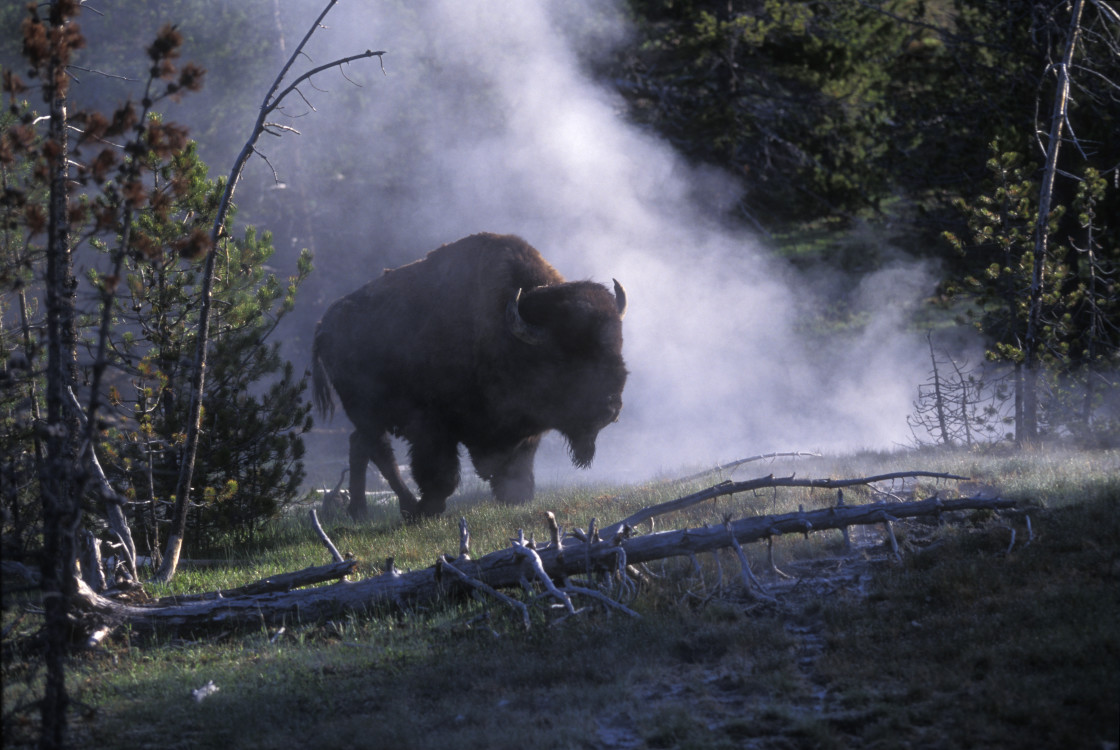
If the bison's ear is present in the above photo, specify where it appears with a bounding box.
[612,279,627,320]
[506,289,549,345]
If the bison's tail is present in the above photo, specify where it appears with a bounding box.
[310,323,335,418]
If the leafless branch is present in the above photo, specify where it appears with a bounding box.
[308,509,344,563]
[673,451,823,484]
[438,557,530,629]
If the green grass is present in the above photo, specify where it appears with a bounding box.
[3,446,1119,749]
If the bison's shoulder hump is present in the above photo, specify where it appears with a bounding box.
[420,233,565,289]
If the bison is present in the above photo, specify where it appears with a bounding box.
[311,233,628,520]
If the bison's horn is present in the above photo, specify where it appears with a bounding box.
[507,289,549,345]
[612,279,627,320]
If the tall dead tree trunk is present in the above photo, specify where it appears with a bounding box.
[927,332,950,445]
[1023,0,1086,441]
[38,4,83,747]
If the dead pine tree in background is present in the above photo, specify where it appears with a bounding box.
[908,332,1011,447]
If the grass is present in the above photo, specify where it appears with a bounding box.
[3,446,1119,749]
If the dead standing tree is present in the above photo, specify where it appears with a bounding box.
[71,470,1020,636]
[907,332,1011,447]
[155,1,385,581]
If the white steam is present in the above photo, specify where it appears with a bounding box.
[278,0,937,481]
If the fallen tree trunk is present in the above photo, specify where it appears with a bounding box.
[72,493,1015,633]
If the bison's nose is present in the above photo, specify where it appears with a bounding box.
[607,394,623,422]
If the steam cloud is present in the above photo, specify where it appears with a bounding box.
[263,0,940,484]
[40,0,941,485]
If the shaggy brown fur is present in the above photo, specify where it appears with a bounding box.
[312,233,627,520]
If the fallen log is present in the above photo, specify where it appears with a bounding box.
[600,471,969,538]
[71,493,1015,633]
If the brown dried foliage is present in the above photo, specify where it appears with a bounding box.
[76,111,110,145]
[147,121,189,158]
[130,231,162,260]
[147,24,183,63]
[121,179,147,209]
[87,149,117,183]
[20,2,85,96]
[3,70,28,98]
[23,203,45,235]
[106,103,138,138]
[177,63,205,93]
[174,227,213,261]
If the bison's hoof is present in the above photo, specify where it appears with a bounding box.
[401,499,446,522]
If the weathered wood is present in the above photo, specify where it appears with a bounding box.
[152,560,358,604]
[673,451,823,484]
[600,471,970,538]
[309,509,345,563]
[72,494,1014,633]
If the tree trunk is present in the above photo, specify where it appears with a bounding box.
[1023,0,1086,441]
[39,3,82,747]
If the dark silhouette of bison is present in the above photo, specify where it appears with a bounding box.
[311,233,628,520]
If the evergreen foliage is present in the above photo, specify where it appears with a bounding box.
[614,0,1118,442]
[944,141,1119,441]
[104,186,315,552]
[1,19,313,563]
[612,0,1118,264]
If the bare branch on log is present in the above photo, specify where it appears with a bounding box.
[559,584,641,618]
[514,540,576,614]
[674,451,823,484]
[724,517,778,603]
[881,514,902,562]
[309,509,344,563]
[459,517,471,558]
[86,625,113,650]
[437,556,529,629]
[65,386,138,580]
[79,530,106,593]
[767,536,792,579]
[600,471,969,538]
[1003,524,1017,554]
[156,560,357,604]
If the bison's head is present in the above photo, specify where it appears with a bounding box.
[507,279,628,467]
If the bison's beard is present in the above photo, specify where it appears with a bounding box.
[566,433,597,469]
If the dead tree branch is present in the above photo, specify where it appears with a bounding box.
[158,0,384,582]
[600,471,968,538]
[308,509,344,563]
[674,451,823,484]
[436,557,530,629]
[153,560,357,604]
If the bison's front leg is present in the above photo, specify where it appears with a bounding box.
[408,434,460,518]
[473,436,541,505]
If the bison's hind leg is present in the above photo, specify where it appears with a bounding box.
[350,431,419,520]
[408,434,460,518]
